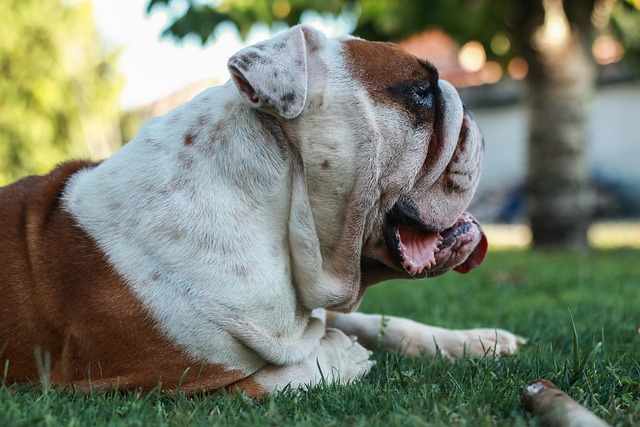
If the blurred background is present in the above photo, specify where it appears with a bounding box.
[1,0,639,250]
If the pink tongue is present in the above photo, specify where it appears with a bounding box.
[397,224,442,276]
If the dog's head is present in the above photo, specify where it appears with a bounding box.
[228,25,486,311]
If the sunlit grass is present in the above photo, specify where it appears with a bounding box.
[2,249,639,426]
[485,222,640,249]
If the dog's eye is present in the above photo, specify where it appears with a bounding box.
[411,84,433,108]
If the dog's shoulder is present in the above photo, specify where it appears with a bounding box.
[1,160,98,225]
[2,160,97,199]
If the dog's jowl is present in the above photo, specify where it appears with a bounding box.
[0,25,524,396]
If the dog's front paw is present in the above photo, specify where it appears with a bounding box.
[379,317,525,359]
[244,328,374,394]
[318,328,375,383]
[433,328,527,359]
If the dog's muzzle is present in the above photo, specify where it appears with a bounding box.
[383,210,487,277]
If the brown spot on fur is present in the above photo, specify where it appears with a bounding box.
[0,162,251,393]
[184,133,195,146]
[212,121,225,137]
[177,152,194,170]
[321,160,330,170]
[234,51,261,71]
[170,230,184,240]
[232,265,248,277]
[280,92,295,105]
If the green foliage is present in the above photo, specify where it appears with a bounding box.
[612,1,640,66]
[0,0,123,186]
[2,249,640,425]
[147,0,640,64]
[147,0,352,42]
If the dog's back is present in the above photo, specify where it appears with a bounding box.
[0,161,248,391]
[1,161,93,382]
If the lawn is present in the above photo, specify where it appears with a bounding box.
[2,249,639,426]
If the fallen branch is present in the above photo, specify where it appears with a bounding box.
[521,379,609,427]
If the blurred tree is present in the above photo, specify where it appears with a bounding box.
[147,0,640,250]
[0,0,123,185]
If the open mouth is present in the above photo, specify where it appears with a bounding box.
[383,211,488,277]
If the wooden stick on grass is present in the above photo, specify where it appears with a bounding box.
[522,379,609,427]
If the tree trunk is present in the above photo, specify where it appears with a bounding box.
[519,0,596,250]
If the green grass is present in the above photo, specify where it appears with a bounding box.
[2,249,640,426]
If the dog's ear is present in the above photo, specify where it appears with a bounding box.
[228,25,326,119]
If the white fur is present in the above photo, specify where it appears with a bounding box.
[63,27,372,377]
[248,329,374,391]
[62,25,522,390]
[64,85,306,372]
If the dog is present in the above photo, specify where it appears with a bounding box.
[0,25,524,396]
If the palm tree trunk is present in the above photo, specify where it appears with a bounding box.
[518,0,596,250]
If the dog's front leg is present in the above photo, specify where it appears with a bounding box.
[326,311,525,359]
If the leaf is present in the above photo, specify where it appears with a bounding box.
[146,0,171,14]
[163,6,232,43]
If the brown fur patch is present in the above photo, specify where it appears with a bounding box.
[0,163,251,394]
[342,40,438,104]
[344,39,457,187]
[226,375,268,399]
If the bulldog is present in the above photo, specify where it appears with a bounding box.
[0,25,524,396]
